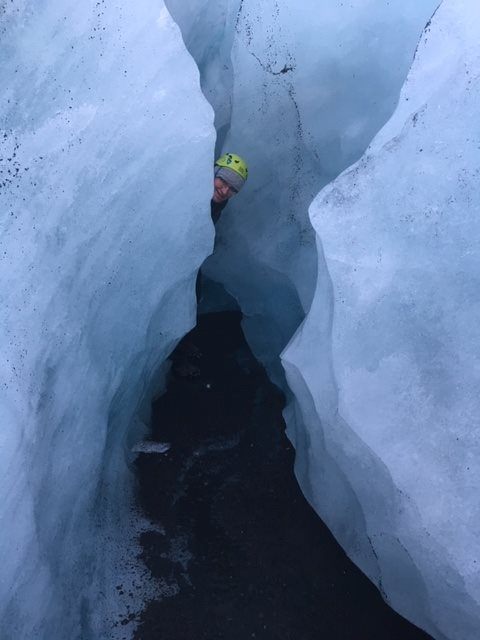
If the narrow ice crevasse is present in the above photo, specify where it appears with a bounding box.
[1,1,478,640]
[168,0,440,382]
[168,1,479,639]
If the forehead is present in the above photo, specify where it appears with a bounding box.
[214,176,231,187]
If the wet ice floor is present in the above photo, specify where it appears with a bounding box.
[134,311,433,640]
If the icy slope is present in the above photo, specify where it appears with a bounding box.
[0,2,214,638]
[283,1,480,638]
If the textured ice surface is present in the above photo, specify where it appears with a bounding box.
[165,0,237,152]
[196,0,439,383]
[283,1,480,638]
[2,0,478,639]
[0,1,214,637]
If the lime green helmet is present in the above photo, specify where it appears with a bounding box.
[215,153,249,181]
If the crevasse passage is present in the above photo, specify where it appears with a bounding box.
[133,311,432,640]
[166,1,480,639]
[1,1,479,640]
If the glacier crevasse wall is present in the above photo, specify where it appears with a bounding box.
[283,1,480,638]
[0,2,214,637]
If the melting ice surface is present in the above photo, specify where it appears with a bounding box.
[283,1,480,638]
[0,1,214,637]
[1,0,479,639]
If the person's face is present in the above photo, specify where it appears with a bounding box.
[212,177,238,203]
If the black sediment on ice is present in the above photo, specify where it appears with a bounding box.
[134,311,432,640]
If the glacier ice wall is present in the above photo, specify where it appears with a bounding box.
[164,0,238,152]
[198,0,439,382]
[283,0,480,638]
[0,2,214,637]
